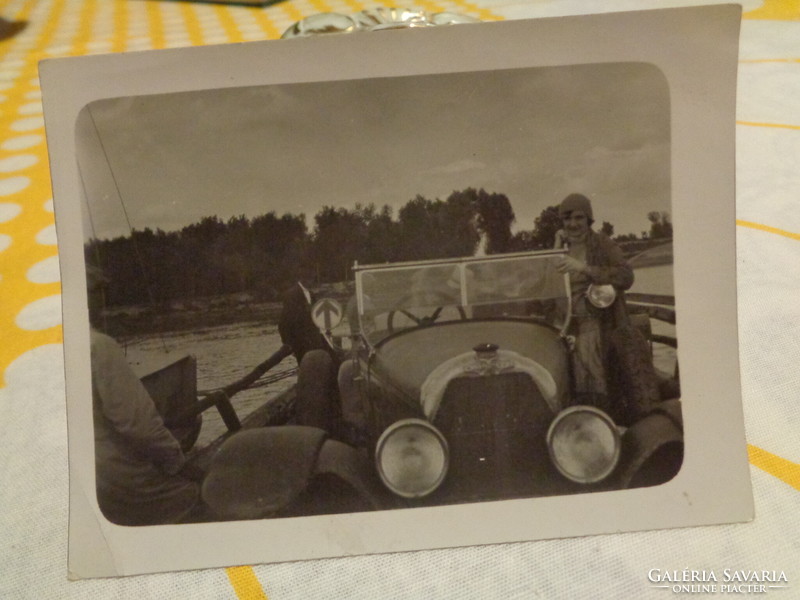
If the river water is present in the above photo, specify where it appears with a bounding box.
[127,264,677,449]
[125,323,295,448]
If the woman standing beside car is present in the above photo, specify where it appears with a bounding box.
[553,193,658,423]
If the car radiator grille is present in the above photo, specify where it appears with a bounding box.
[432,371,555,502]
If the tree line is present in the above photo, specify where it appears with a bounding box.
[86,188,672,308]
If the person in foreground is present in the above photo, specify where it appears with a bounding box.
[553,193,657,422]
[87,265,203,525]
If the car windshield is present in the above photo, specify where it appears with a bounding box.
[354,250,570,345]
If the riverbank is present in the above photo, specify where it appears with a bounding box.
[106,300,283,339]
[105,282,355,339]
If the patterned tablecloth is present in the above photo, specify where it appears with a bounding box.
[1,0,798,598]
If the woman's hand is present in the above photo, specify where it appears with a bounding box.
[556,255,588,275]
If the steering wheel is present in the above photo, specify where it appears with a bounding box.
[387,291,467,332]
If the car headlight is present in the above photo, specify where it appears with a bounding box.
[546,406,621,483]
[375,419,449,498]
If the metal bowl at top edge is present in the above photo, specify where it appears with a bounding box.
[281,8,480,39]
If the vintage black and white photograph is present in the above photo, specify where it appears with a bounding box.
[77,61,681,526]
[42,6,750,578]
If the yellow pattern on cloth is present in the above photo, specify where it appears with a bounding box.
[738,120,800,130]
[749,445,800,492]
[737,219,800,242]
[228,566,270,600]
[743,0,800,20]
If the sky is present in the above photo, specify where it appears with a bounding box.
[77,61,671,241]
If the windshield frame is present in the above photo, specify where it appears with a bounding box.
[352,249,573,347]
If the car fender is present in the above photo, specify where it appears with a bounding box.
[201,426,327,520]
[202,425,389,520]
[312,436,392,511]
[615,399,684,489]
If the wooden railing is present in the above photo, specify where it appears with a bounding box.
[627,293,677,348]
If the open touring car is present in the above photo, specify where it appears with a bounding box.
[194,249,683,520]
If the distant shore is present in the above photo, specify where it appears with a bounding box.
[105,301,282,340]
[103,244,672,340]
[106,282,355,340]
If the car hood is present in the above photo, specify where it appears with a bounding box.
[370,319,569,404]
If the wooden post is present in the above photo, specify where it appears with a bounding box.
[175,344,294,430]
